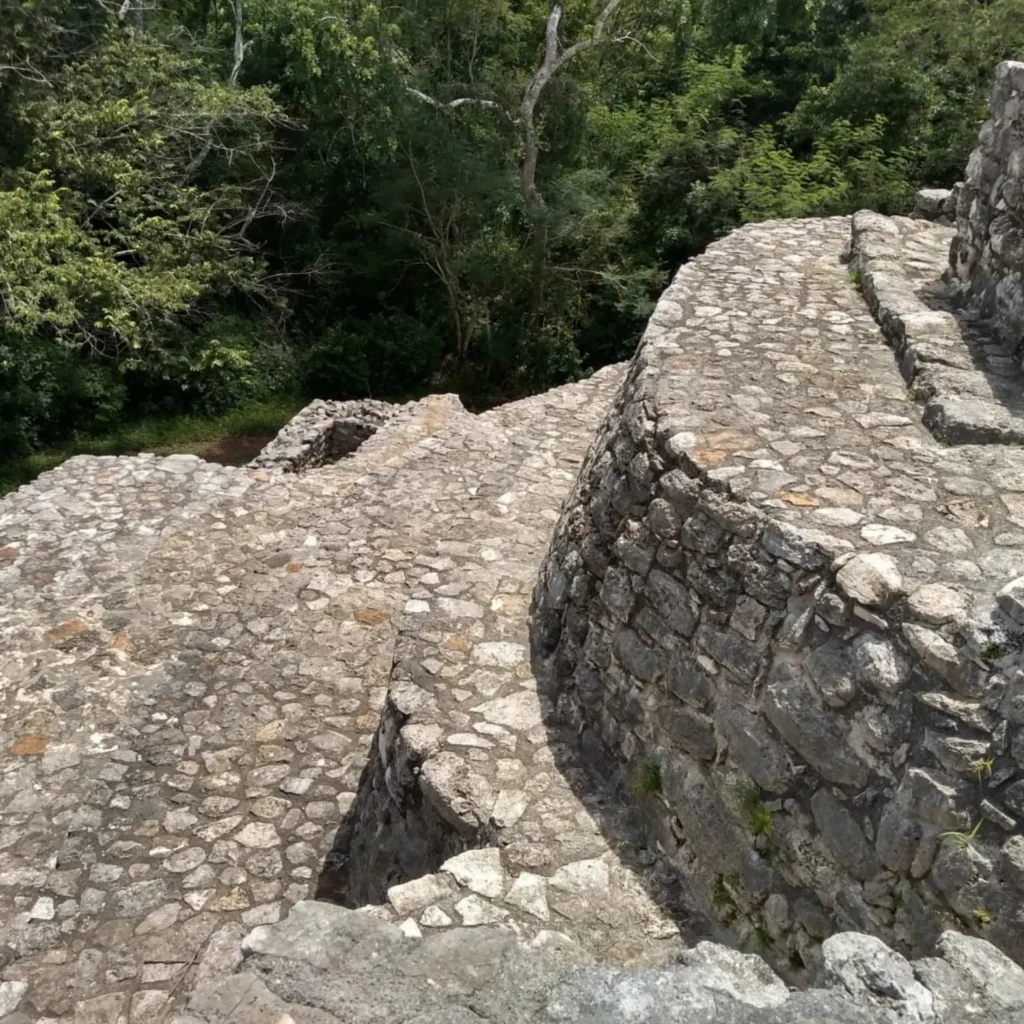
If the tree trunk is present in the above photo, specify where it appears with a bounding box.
[518,1,625,331]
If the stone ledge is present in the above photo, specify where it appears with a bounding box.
[250,398,400,472]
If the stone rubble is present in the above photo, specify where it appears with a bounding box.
[172,899,1024,1024]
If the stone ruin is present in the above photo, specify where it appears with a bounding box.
[4,62,1024,1024]
[249,399,397,473]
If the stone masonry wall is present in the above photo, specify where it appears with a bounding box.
[250,398,397,472]
[948,60,1024,348]
[532,222,1024,976]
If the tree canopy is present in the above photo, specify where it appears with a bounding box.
[1,0,1022,456]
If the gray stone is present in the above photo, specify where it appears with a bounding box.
[903,624,975,693]
[646,569,699,637]
[908,584,968,625]
[0,982,28,1016]
[764,663,869,786]
[835,553,903,608]
[1002,835,1024,891]
[714,700,794,793]
[695,622,766,684]
[762,521,828,569]
[676,942,789,1008]
[821,932,934,1023]
[811,788,881,880]
[850,633,911,701]
[441,848,506,899]
[915,929,1024,1022]
[388,874,458,916]
[998,576,1024,624]
[806,640,858,707]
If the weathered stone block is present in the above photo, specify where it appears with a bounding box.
[806,640,858,708]
[714,701,793,793]
[696,623,766,685]
[646,569,698,637]
[810,788,880,881]
[665,650,714,709]
[763,663,869,787]
[612,628,665,684]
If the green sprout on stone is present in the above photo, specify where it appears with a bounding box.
[634,761,662,796]
[740,787,774,837]
[941,819,983,849]
[972,906,993,926]
[726,872,742,891]
[970,757,995,782]
[753,925,775,949]
[847,269,863,287]
[980,641,1004,663]
[712,880,735,911]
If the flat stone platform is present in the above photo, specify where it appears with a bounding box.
[650,215,1024,604]
[2,367,690,1022]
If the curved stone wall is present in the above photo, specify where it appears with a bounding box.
[533,216,1024,972]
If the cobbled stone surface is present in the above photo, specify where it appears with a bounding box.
[7,91,1024,1015]
[1,368,699,1020]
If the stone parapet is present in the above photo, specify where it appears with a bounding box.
[948,61,1024,350]
[534,216,1024,973]
[913,187,960,226]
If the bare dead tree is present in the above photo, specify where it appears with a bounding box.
[518,1,625,328]
[116,0,146,34]
[402,2,632,334]
[186,0,249,179]
[520,1,623,212]
[228,0,247,87]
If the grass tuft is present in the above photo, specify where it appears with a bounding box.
[633,761,663,796]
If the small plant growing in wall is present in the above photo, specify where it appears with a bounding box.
[972,906,993,927]
[740,786,774,838]
[979,641,1003,664]
[969,757,995,795]
[940,819,983,849]
[633,761,662,796]
[712,879,735,911]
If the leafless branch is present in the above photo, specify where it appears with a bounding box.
[0,59,52,85]
[406,88,503,112]
[520,1,628,208]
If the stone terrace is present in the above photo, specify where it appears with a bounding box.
[1,363,702,1022]
[5,211,1024,1022]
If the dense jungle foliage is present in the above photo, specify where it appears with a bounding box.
[1,0,1023,460]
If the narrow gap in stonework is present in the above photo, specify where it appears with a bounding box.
[322,418,380,464]
[312,695,486,909]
